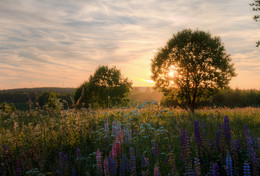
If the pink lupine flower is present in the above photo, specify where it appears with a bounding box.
[103,157,110,176]
[96,149,103,176]
[116,137,121,158]
[154,165,160,176]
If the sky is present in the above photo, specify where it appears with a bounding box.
[0,0,259,90]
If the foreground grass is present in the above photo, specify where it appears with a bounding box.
[0,106,259,175]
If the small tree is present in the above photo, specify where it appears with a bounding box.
[75,65,132,108]
[250,0,260,46]
[0,102,16,113]
[151,29,236,113]
[38,91,62,110]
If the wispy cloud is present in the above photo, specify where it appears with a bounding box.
[0,0,259,89]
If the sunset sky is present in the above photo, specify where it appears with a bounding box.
[0,0,259,90]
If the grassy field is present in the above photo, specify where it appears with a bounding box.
[0,105,259,175]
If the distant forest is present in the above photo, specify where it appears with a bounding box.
[0,87,259,110]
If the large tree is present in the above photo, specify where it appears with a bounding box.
[250,0,260,47]
[151,29,236,112]
[74,65,132,108]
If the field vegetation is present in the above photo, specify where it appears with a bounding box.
[0,103,259,175]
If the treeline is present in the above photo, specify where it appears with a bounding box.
[0,87,259,110]
[161,88,260,108]
[0,87,75,110]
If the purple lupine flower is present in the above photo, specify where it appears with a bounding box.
[232,140,241,151]
[129,147,136,176]
[112,120,118,137]
[246,136,254,158]
[103,157,109,176]
[105,121,109,134]
[200,123,207,151]
[224,116,231,150]
[120,157,126,176]
[216,129,221,150]
[180,130,191,164]
[15,160,22,176]
[194,121,202,156]
[76,147,81,160]
[2,144,7,154]
[117,121,121,134]
[154,165,160,176]
[244,123,248,139]
[63,154,69,173]
[58,152,64,176]
[194,157,201,176]
[123,154,129,173]
[243,160,250,176]
[110,157,117,176]
[226,152,233,176]
[72,168,77,176]
[194,121,202,146]
[211,163,220,176]
[180,130,193,175]
[254,137,259,152]
[218,123,226,155]
[152,142,156,156]
[0,167,2,176]
[230,140,240,176]
[252,154,259,176]
[124,127,132,145]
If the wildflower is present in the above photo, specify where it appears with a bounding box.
[141,154,150,176]
[96,149,103,176]
[231,140,239,176]
[180,130,191,164]
[224,116,231,150]
[63,154,69,174]
[252,154,259,176]
[226,152,233,176]
[58,152,64,176]
[167,147,176,175]
[120,157,126,176]
[129,147,136,176]
[76,147,81,160]
[211,163,220,176]
[244,123,248,139]
[243,160,250,176]
[109,157,116,176]
[123,154,129,173]
[154,165,160,176]
[194,157,201,176]
[180,130,193,175]
[103,157,109,176]
[15,160,22,176]
[141,154,150,168]
[194,121,202,156]
[112,120,118,137]
[115,137,121,158]
[105,121,109,135]
[72,168,77,176]
[111,144,116,159]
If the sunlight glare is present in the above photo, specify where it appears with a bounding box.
[168,65,177,78]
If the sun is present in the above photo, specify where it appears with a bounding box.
[168,65,177,78]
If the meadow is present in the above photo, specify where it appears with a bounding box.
[0,103,259,175]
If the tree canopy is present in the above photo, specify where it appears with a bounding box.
[74,65,132,108]
[151,29,236,112]
[250,0,260,47]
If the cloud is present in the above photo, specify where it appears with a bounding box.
[0,0,259,89]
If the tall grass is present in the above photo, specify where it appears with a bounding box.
[0,106,259,175]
